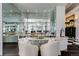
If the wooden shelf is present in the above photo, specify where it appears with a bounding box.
[65,14,75,27]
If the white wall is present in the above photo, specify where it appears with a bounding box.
[75,19,79,40]
[75,11,79,40]
[56,6,65,37]
[0,3,2,56]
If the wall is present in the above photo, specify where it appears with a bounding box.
[75,18,79,40]
[75,11,79,40]
[0,3,2,56]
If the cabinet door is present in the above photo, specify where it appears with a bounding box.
[65,27,76,38]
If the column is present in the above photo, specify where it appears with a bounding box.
[0,3,2,56]
[56,6,65,37]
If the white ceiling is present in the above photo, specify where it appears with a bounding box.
[65,3,73,9]
[14,3,65,12]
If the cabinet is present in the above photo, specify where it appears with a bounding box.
[65,27,76,38]
[65,14,75,27]
[65,14,76,38]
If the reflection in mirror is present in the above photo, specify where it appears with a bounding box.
[2,3,56,39]
[2,4,57,56]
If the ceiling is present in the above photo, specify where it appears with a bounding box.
[13,3,65,12]
[3,3,78,14]
[66,3,79,13]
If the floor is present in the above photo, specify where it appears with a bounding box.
[3,43,19,56]
[61,44,79,56]
[3,43,41,56]
[3,43,79,56]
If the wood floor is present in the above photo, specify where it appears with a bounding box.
[3,43,19,56]
[3,43,41,56]
[3,43,79,56]
[61,44,79,56]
